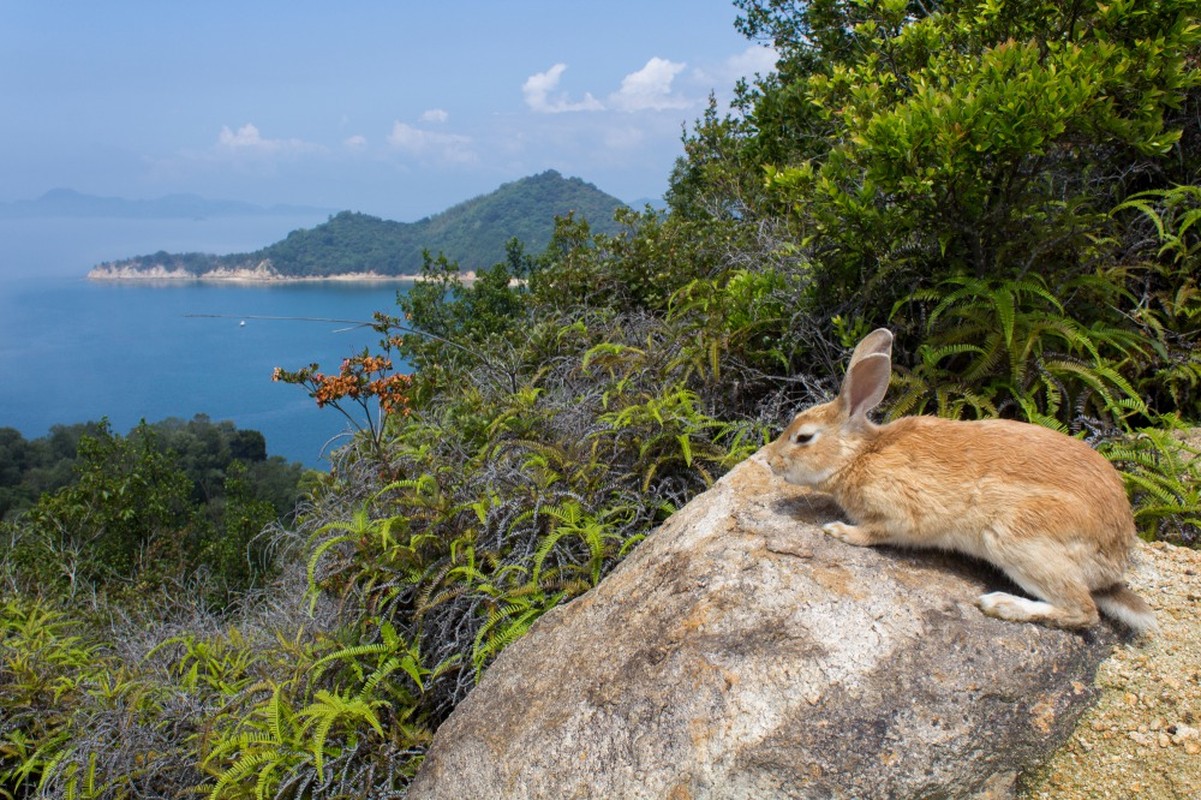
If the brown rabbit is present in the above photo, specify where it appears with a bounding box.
[765,328,1156,634]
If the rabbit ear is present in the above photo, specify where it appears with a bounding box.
[847,328,893,369]
[841,352,892,420]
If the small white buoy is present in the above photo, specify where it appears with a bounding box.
[240,320,246,327]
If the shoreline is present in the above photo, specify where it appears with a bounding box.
[86,267,483,284]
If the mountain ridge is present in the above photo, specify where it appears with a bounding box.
[1,188,333,220]
[88,171,629,279]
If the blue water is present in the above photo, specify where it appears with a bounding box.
[0,277,410,468]
[0,215,411,468]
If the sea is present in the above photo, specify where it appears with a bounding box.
[0,215,412,469]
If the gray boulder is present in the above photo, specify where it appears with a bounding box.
[408,452,1121,799]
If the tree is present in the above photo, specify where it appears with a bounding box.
[3,417,305,605]
[664,0,1201,428]
[230,429,268,462]
[17,421,199,601]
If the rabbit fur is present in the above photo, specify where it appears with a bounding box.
[765,328,1156,634]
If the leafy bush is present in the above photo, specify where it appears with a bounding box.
[296,306,765,717]
[1099,422,1201,546]
[703,0,1201,540]
[887,274,1149,426]
[1,419,305,610]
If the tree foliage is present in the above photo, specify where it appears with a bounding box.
[1,417,306,609]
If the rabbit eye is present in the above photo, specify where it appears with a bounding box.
[793,430,817,445]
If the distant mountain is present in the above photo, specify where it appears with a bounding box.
[629,196,668,211]
[89,171,630,279]
[0,188,332,220]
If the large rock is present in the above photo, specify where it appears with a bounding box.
[408,452,1123,799]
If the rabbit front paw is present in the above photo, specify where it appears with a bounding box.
[821,521,876,547]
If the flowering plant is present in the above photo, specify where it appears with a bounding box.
[274,314,412,462]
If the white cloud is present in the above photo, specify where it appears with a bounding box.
[522,64,604,113]
[344,134,368,150]
[692,45,779,89]
[609,57,689,112]
[725,45,778,80]
[217,123,265,148]
[216,123,320,155]
[387,121,477,164]
[420,108,450,124]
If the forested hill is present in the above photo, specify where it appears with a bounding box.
[91,171,629,278]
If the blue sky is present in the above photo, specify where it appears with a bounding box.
[1,1,776,221]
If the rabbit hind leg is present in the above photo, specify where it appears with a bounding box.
[978,532,1101,629]
[976,591,1099,628]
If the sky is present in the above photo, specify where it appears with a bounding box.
[1,1,776,222]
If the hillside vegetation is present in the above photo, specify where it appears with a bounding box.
[4,1,1200,798]
[0,416,306,604]
[95,170,629,277]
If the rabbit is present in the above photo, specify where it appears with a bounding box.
[764,327,1156,635]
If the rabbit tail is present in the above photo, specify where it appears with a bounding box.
[1093,584,1157,635]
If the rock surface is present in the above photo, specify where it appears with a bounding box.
[408,452,1128,800]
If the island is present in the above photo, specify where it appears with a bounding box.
[88,171,630,282]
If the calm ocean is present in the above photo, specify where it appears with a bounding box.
[0,216,411,468]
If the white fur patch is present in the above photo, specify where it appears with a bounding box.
[977,591,1056,622]
[1094,593,1159,635]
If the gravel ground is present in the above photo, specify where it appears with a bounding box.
[1021,540,1201,799]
